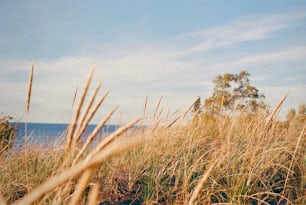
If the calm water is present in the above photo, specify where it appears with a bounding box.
[12,122,118,145]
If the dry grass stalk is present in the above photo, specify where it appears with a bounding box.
[74,90,109,143]
[69,168,95,205]
[151,118,162,133]
[282,125,305,195]
[3,106,305,204]
[4,66,305,204]
[143,95,148,115]
[86,118,142,161]
[69,117,141,204]
[153,96,163,120]
[87,183,99,205]
[12,132,143,205]
[72,86,78,108]
[246,195,272,205]
[73,81,102,143]
[166,114,182,129]
[0,192,7,205]
[26,62,34,114]
[188,161,217,205]
[265,92,289,126]
[58,69,97,198]
[68,117,140,203]
[183,100,196,118]
[23,62,35,191]
[73,106,118,164]
[66,68,95,151]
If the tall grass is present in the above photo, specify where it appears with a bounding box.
[0,66,305,204]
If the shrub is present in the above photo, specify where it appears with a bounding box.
[0,115,16,152]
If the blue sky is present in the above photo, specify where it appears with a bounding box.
[0,1,306,123]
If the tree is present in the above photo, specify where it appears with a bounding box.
[286,104,306,123]
[204,71,266,116]
[0,115,16,153]
[286,108,296,122]
[297,104,306,115]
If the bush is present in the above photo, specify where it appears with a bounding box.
[0,115,16,152]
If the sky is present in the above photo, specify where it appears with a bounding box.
[0,0,306,124]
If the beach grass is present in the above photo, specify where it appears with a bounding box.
[0,68,305,205]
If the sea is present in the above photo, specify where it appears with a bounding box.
[12,122,118,146]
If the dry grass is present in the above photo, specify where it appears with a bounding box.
[0,66,305,205]
[26,62,34,114]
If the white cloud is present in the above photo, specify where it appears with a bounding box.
[173,11,306,56]
[1,10,305,123]
[0,48,193,123]
[199,46,306,73]
[230,46,306,66]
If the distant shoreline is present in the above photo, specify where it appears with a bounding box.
[11,122,118,145]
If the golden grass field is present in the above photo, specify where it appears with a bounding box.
[0,67,305,205]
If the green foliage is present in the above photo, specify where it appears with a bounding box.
[204,70,266,116]
[0,115,16,152]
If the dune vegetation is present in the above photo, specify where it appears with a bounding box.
[0,66,305,205]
